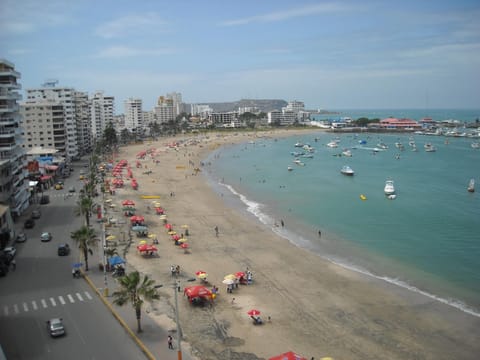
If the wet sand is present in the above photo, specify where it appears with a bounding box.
[105,130,480,360]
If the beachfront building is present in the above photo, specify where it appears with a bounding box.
[0,204,16,248]
[74,91,92,155]
[90,91,114,141]
[191,104,213,120]
[267,110,297,126]
[165,92,184,117]
[154,96,175,124]
[124,98,143,132]
[0,59,30,220]
[25,82,80,160]
[379,117,422,130]
[20,100,67,154]
[209,111,243,128]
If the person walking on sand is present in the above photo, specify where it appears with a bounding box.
[214,226,219,237]
[281,219,284,227]
[167,335,173,349]
[318,230,321,238]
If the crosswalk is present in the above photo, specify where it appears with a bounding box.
[2,291,94,316]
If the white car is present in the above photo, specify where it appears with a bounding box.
[40,232,52,242]
[47,318,65,337]
[16,233,27,243]
[3,246,16,260]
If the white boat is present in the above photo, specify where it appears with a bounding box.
[377,142,388,149]
[326,141,338,148]
[340,165,354,176]
[471,142,480,149]
[294,142,304,147]
[342,149,352,157]
[293,159,305,166]
[395,142,404,149]
[384,180,395,195]
[287,166,293,171]
[387,194,397,200]
[468,179,475,192]
[424,143,436,152]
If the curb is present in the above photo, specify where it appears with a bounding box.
[82,272,156,360]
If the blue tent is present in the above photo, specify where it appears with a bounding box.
[109,256,126,266]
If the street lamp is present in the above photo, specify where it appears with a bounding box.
[101,203,109,297]
[156,278,195,360]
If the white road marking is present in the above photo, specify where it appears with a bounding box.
[41,299,47,308]
[76,293,84,301]
[13,304,19,314]
[49,297,56,307]
[3,306,9,316]
[32,300,38,311]
[23,302,28,312]
[84,291,92,300]
[67,294,75,303]
[58,296,66,305]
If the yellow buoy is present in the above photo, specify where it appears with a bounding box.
[360,194,367,201]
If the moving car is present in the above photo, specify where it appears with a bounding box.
[46,318,65,337]
[57,244,70,256]
[16,233,27,243]
[40,232,52,242]
[31,209,41,219]
[24,218,35,229]
[68,186,76,193]
[54,183,63,190]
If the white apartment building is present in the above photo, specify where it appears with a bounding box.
[20,100,66,153]
[209,111,243,128]
[267,110,297,126]
[283,100,305,113]
[154,96,175,124]
[26,84,79,160]
[0,59,30,219]
[166,92,183,117]
[124,98,143,132]
[74,91,92,155]
[190,104,213,119]
[90,91,114,140]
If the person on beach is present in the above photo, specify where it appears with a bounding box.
[167,335,173,349]
[281,219,284,227]
[214,226,219,237]
[318,230,321,238]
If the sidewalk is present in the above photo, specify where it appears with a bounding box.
[84,263,195,360]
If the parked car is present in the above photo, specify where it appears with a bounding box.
[3,246,16,260]
[57,244,70,256]
[46,318,65,337]
[40,195,50,204]
[24,219,35,229]
[40,232,52,242]
[31,209,41,219]
[16,233,27,243]
[68,186,76,193]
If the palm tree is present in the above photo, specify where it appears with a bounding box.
[112,271,160,333]
[71,226,97,271]
[74,194,95,227]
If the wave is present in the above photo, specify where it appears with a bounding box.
[220,181,480,319]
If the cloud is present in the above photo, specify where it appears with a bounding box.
[94,13,167,39]
[220,3,351,26]
[92,46,175,58]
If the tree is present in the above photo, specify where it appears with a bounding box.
[103,121,118,147]
[120,128,131,144]
[70,226,97,271]
[112,271,160,333]
[74,194,95,227]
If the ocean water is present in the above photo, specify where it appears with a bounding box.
[202,113,480,317]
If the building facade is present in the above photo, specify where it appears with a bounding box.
[90,91,114,141]
[124,98,143,132]
[0,59,30,219]
[25,83,80,160]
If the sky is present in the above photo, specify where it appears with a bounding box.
[1,0,479,112]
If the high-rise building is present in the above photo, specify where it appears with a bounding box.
[26,83,80,160]
[166,91,183,117]
[124,98,143,132]
[74,91,92,155]
[0,59,30,219]
[90,91,114,140]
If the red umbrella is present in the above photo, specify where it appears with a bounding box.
[268,352,307,360]
[137,244,157,252]
[195,270,207,277]
[130,215,144,223]
[183,285,212,299]
[180,243,189,249]
[164,223,172,230]
[155,207,164,214]
[122,200,135,206]
[247,309,261,316]
[172,234,180,241]
[235,271,245,278]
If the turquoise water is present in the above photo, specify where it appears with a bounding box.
[203,120,480,317]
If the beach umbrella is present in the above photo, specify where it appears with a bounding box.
[155,207,164,214]
[235,271,245,278]
[130,215,144,223]
[147,234,156,239]
[106,235,116,241]
[183,285,212,299]
[168,231,177,235]
[109,256,126,266]
[132,225,148,232]
[181,224,189,229]
[122,200,135,206]
[159,214,167,219]
[247,309,261,316]
[268,351,307,360]
[222,278,234,285]
[195,271,208,279]
[176,238,187,243]
[224,274,237,281]
[180,243,189,249]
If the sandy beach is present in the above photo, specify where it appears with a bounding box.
[104,129,480,360]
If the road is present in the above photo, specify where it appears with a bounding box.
[0,161,146,360]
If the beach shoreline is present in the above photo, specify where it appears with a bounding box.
[107,129,480,360]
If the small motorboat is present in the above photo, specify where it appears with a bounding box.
[342,149,352,157]
[384,180,395,195]
[387,194,397,200]
[468,178,475,192]
[340,165,355,176]
[287,166,293,171]
[360,194,367,201]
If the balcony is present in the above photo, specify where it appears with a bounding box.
[0,103,19,113]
